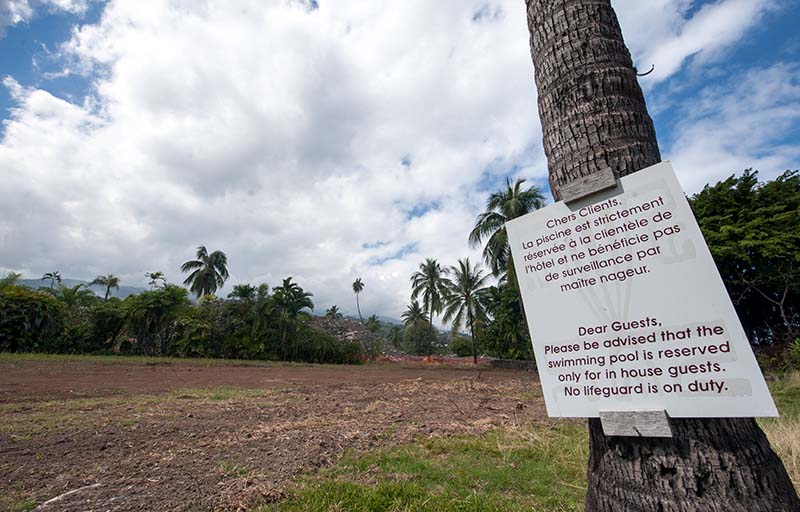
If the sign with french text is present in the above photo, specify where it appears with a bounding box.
[506,162,777,418]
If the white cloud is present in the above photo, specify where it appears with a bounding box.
[667,63,800,192]
[0,0,87,35]
[614,0,776,84]
[1,0,539,320]
[0,0,795,322]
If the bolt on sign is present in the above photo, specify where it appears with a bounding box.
[506,162,777,418]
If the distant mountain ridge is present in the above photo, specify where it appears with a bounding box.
[17,278,148,299]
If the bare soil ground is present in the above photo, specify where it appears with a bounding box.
[0,358,545,511]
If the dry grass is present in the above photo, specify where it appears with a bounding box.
[762,371,800,491]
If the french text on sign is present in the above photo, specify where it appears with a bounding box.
[505,162,777,418]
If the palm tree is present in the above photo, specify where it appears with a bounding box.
[228,283,257,301]
[272,277,314,360]
[325,305,343,319]
[442,258,489,364]
[49,283,97,307]
[526,1,797,508]
[365,314,381,333]
[402,300,430,355]
[145,271,166,289]
[180,246,229,298]
[90,274,120,300]
[352,278,364,323]
[468,178,545,278]
[410,258,449,357]
[401,300,428,326]
[41,271,61,289]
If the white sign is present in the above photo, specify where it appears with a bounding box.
[506,162,777,418]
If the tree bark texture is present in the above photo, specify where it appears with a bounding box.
[527,0,661,201]
[524,0,800,510]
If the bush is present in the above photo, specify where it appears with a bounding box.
[300,327,363,364]
[449,335,474,357]
[125,285,190,356]
[791,339,800,369]
[0,286,64,352]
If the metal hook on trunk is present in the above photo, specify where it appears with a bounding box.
[636,64,655,76]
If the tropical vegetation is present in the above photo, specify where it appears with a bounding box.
[2,169,797,368]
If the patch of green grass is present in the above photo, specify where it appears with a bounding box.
[4,500,37,512]
[260,423,587,512]
[0,352,283,367]
[219,460,256,478]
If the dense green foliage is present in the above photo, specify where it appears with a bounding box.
[0,277,362,364]
[690,170,800,346]
[478,282,533,360]
[0,286,64,352]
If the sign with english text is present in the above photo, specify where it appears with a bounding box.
[506,162,777,418]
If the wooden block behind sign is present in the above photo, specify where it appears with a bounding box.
[561,167,617,203]
[599,410,673,438]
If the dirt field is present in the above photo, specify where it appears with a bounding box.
[0,357,544,511]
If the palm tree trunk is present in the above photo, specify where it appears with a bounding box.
[467,307,477,365]
[356,293,363,323]
[507,258,532,343]
[428,296,435,359]
[525,1,799,510]
[105,286,110,300]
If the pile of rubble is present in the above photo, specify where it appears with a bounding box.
[311,315,388,356]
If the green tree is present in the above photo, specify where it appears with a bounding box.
[325,305,343,319]
[401,300,427,326]
[387,324,403,348]
[0,272,22,290]
[410,258,449,357]
[41,271,61,289]
[90,274,121,300]
[126,284,190,356]
[352,277,364,323]
[401,300,430,355]
[228,283,257,302]
[468,178,545,277]
[48,283,98,307]
[365,314,381,333]
[442,258,489,364]
[145,271,166,289]
[180,246,229,298]
[0,286,63,352]
[690,169,800,344]
[272,277,314,360]
[479,283,532,360]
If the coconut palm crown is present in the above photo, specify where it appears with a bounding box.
[180,246,229,298]
[442,258,489,364]
[352,277,364,323]
[410,258,449,355]
[90,274,120,300]
[468,178,545,276]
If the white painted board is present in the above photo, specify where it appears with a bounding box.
[506,162,778,418]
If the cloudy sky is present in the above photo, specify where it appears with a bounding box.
[1,0,798,319]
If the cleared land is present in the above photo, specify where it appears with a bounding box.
[3,356,797,512]
[0,356,550,511]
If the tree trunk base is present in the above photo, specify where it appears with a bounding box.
[586,417,800,511]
